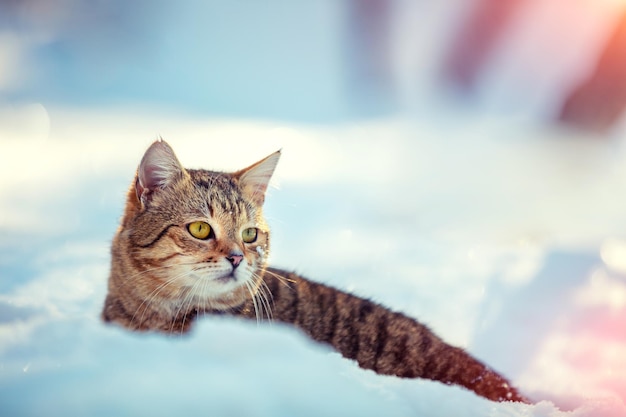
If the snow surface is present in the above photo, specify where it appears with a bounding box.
[1,107,626,416]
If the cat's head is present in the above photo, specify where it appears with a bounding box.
[117,139,280,312]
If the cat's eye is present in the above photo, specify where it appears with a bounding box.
[188,221,212,240]
[242,227,258,243]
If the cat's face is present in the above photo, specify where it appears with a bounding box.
[118,140,280,312]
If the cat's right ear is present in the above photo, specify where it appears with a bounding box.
[135,139,186,205]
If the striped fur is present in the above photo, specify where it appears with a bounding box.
[102,139,527,403]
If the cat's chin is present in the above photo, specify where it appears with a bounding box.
[203,283,251,311]
[215,274,236,283]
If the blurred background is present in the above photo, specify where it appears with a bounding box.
[1,0,626,128]
[1,0,626,414]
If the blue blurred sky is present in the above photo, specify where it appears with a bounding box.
[1,1,368,122]
[2,0,626,126]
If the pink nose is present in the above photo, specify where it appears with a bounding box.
[227,254,243,267]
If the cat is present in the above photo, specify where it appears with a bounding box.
[102,139,528,403]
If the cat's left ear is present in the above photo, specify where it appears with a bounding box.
[235,150,281,205]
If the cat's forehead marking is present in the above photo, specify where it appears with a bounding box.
[188,169,251,222]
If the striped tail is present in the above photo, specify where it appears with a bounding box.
[244,267,527,403]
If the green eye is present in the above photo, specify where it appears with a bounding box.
[188,221,212,240]
[242,227,258,243]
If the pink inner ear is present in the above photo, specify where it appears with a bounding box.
[140,164,163,191]
[135,139,185,203]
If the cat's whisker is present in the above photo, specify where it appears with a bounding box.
[250,272,274,322]
[198,275,208,318]
[245,280,261,325]
[262,268,296,288]
[253,282,268,322]
[203,278,216,316]
[258,280,274,322]
[132,270,193,329]
[175,285,193,335]
[173,274,204,335]
[253,281,264,323]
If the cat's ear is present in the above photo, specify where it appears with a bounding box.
[235,150,281,205]
[136,139,186,204]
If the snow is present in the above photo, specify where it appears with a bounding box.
[1,108,626,416]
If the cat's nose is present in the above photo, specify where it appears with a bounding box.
[226,254,244,268]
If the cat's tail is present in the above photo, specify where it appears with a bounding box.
[415,342,529,403]
[259,267,529,403]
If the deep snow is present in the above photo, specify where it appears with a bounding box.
[1,108,626,416]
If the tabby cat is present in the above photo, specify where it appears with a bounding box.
[102,139,527,403]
